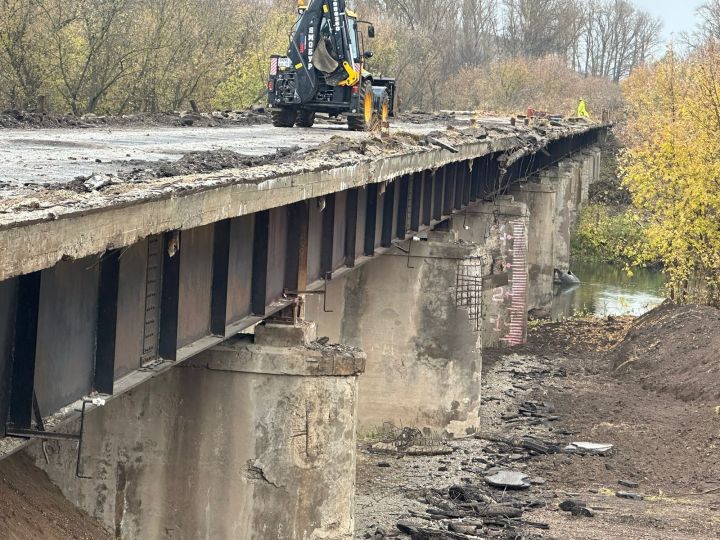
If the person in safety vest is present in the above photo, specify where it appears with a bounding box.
[577,98,589,118]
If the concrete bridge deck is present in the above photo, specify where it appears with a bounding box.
[0,116,608,538]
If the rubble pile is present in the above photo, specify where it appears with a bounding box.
[0,109,269,129]
[0,118,601,230]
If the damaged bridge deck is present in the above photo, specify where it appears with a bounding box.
[0,117,607,461]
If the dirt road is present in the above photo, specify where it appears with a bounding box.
[355,308,720,539]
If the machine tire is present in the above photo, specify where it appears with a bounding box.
[348,81,375,131]
[296,110,316,128]
[378,91,390,124]
[272,108,297,127]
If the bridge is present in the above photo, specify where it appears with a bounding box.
[0,118,606,538]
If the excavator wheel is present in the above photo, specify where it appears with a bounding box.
[296,110,316,128]
[348,81,375,131]
[272,108,297,128]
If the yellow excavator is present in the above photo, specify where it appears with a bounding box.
[267,0,396,130]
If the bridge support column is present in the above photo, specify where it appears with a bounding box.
[508,181,556,310]
[543,161,580,274]
[307,230,486,438]
[578,146,602,207]
[28,321,365,540]
[453,197,530,348]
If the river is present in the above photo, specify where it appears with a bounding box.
[551,261,665,319]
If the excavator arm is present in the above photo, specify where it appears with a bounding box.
[288,0,359,104]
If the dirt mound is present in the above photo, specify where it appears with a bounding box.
[0,452,111,539]
[612,302,720,402]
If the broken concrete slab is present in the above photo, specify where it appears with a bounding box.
[564,442,614,455]
[484,470,532,489]
[616,491,645,501]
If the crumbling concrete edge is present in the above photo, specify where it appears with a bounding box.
[0,125,606,281]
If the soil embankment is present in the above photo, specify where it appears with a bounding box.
[0,452,111,540]
[612,302,720,402]
[355,304,720,539]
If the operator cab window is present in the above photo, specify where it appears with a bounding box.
[347,18,359,61]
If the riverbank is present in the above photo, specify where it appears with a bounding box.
[355,305,720,539]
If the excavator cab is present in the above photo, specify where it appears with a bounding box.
[268,0,396,130]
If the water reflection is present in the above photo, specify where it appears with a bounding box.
[551,261,665,319]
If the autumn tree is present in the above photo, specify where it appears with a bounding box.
[621,43,720,305]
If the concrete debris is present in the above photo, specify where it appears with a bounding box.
[563,442,614,455]
[0,118,602,231]
[484,470,532,490]
[559,500,587,512]
[80,174,118,192]
[0,108,269,129]
[618,480,640,489]
[616,491,644,501]
[571,506,595,518]
[559,499,596,516]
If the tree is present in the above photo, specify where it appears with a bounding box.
[621,43,720,305]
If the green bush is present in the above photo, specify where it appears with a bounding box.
[572,204,650,269]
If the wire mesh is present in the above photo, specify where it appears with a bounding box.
[456,257,484,332]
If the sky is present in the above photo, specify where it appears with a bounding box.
[633,0,705,42]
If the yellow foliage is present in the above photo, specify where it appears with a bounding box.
[621,43,720,305]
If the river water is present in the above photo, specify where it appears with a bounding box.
[551,261,665,319]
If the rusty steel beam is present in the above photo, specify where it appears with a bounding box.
[344,188,359,267]
[443,165,454,215]
[422,170,433,226]
[285,201,310,292]
[397,175,410,240]
[410,173,422,232]
[463,162,472,206]
[7,272,41,429]
[159,232,181,361]
[210,219,231,337]
[94,250,120,395]
[251,211,270,316]
[381,180,396,248]
[320,193,336,276]
[364,183,379,256]
[454,162,464,211]
[433,169,443,221]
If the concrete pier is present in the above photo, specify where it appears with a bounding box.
[509,181,556,310]
[308,231,486,438]
[28,322,365,540]
[453,197,530,347]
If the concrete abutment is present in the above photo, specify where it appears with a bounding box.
[27,322,365,540]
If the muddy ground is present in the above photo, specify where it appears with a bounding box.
[355,305,720,539]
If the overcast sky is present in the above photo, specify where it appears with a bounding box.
[633,0,705,42]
